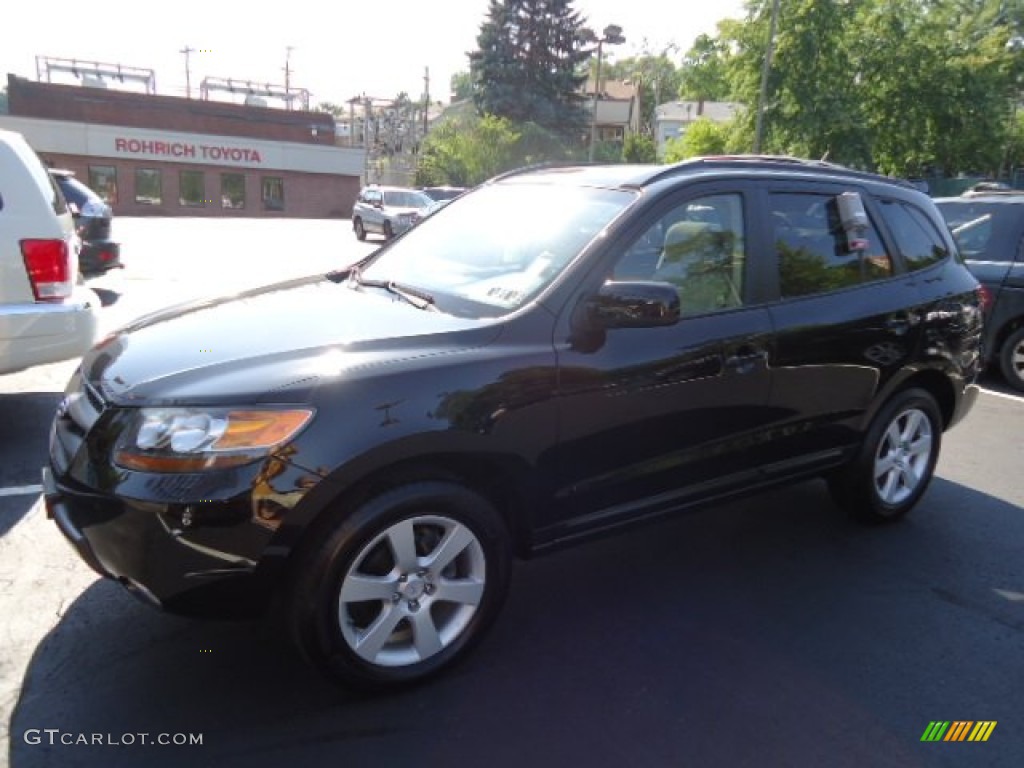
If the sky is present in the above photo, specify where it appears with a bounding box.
[3,0,749,108]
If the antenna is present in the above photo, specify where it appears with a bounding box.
[284,46,294,109]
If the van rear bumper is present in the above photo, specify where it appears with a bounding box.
[0,286,100,374]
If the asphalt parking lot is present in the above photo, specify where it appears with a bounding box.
[2,218,1022,767]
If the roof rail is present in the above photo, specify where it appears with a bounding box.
[642,154,915,189]
[484,161,591,184]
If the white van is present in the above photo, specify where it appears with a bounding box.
[0,129,99,374]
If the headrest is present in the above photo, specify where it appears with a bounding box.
[664,221,713,250]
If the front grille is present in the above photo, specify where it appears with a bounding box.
[50,376,106,473]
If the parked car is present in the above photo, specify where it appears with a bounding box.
[352,185,433,241]
[935,192,1024,390]
[0,129,99,375]
[45,156,983,690]
[48,169,122,277]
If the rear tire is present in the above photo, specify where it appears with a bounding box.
[998,327,1024,392]
[828,388,942,524]
[286,481,511,690]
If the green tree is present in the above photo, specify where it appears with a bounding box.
[416,114,579,187]
[663,118,729,162]
[450,71,473,102]
[721,0,870,165]
[623,133,657,163]
[469,0,591,141]
[853,0,1014,176]
[714,0,1022,176]
[678,34,730,102]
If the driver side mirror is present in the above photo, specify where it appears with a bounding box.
[583,280,680,329]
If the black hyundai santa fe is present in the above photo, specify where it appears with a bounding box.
[45,157,983,689]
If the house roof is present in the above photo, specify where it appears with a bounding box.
[582,78,636,100]
[656,100,741,122]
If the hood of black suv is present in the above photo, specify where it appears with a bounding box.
[83,276,499,405]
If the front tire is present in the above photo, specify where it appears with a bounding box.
[828,388,942,524]
[353,217,366,241]
[998,327,1024,392]
[383,220,394,240]
[286,481,511,690]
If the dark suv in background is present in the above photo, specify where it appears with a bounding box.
[45,156,983,690]
[49,169,122,277]
[936,192,1024,390]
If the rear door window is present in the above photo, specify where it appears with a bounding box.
[770,192,892,298]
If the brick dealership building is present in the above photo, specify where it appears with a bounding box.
[1,74,365,218]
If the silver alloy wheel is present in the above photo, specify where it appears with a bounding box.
[1010,338,1024,382]
[873,407,933,506]
[338,515,486,667]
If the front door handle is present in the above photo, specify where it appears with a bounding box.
[724,346,768,374]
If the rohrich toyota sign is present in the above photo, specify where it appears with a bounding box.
[113,137,265,165]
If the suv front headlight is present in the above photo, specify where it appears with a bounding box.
[113,407,313,472]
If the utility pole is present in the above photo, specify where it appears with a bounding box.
[284,46,294,109]
[180,46,194,99]
[422,66,430,138]
[753,0,781,154]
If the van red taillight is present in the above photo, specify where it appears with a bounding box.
[977,284,994,314]
[20,239,72,302]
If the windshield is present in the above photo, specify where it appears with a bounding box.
[358,182,635,315]
[384,190,432,208]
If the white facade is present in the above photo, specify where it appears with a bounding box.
[0,115,364,176]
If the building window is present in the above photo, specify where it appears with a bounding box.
[262,177,284,211]
[88,165,118,205]
[135,168,162,206]
[221,173,246,209]
[179,170,206,207]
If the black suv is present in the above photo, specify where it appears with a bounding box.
[49,169,122,277]
[44,157,983,689]
[935,192,1024,390]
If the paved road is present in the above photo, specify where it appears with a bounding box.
[2,218,1022,767]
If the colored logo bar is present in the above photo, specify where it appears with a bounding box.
[921,721,997,742]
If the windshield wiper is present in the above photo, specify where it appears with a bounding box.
[347,267,437,311]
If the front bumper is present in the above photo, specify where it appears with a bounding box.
[42,462,284,617]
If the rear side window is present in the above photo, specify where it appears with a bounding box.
[878,200,949,271]
[771,193,892,298]
[55,175,102,208]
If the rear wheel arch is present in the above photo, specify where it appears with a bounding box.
[860,369,957,434]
